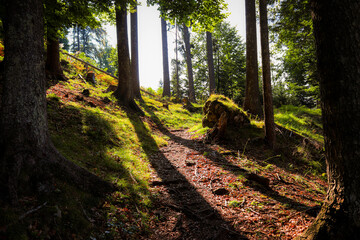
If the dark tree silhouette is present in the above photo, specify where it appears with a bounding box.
[296,0,360,238]
[161,18,171,98]
[0,0,112,204]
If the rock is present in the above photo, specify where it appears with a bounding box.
[82,89,90,97]
[213,188,229,196]
[87,101,96,108]
[75,95,84,101]
[102,97,111,104]
[185,160,196,166]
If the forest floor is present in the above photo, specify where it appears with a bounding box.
[0,57,327,239]
[141,125,326,239]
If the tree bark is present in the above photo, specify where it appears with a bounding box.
[206,31,216,95]
[296,0,360,239]
[161,18,171,98]
[45,37,66,81]
[175,22,180,99]
[114,2,134,107]
[259,0,275,148]
[0,0,113,204]
[243,0,262,117]
[131,1,142,100]
[182,24,196,103]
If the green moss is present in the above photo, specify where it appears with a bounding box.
[207,94,248,116]
[275,105,323,142]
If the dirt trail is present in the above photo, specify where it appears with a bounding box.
[147,128,325,240]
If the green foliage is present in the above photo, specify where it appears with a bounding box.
[148,0,228,32]
[274,105,323,142]
[191,22,246,103]
[0,41,4,61]
[269,0,319,107]
[44,0,111,39]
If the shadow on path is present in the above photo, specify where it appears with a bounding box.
[126,110,247,239]
[140,103,317,216]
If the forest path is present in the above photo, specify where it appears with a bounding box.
[146,127,324,240]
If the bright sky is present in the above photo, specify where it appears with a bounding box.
[106,0,246,89]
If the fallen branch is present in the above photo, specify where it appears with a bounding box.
[19,202,47,220]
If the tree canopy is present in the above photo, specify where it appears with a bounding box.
[147,0,228,32]
[269,0,319,107]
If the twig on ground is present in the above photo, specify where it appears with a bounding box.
[19,202,47,220]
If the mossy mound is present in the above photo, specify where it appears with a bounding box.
[203,95,250,128]
[202,95,250,141]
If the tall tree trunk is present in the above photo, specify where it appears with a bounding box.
[1,0,112,203]
[114,2,134,107]
[131,1,142,100]
[76,25,80,52]
[296,0,360,239]
[161,18,171,98]
[243,0,262,117]
[45,37,66,80]
[259,0,275,148]
[182,24,196,103]
[206,31,216,95]
[175,23,180,99]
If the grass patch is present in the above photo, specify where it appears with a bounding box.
[275,105,323,142]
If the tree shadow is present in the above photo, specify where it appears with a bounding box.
[140,102,318,216]
[47,97,158,199]
[125,109,247,239]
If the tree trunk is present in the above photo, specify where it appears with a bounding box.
[114,2,134,107]
[206,32,216,95]
[259,0,275,148]
[77,25,80,52]
[45,37,66,81]
[243,0,262,117]
[182,24,196,103]
[0,0,113,204]
[131,1,142,100]
[296,0,360,239]
[161,18,171,98]
[175,22,180,99]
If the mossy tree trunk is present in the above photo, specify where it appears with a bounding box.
[243,0,262,117]
[259,0,275,148]
[183,24,196,103]
[161,17,171,98]
[296,0,360,238]
[0,0,112,204]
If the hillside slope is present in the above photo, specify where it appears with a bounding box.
[1,53,327,240]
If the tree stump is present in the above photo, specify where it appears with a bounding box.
[85,72,97,85]
[183,97,201,113]
[203,95,250,141]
